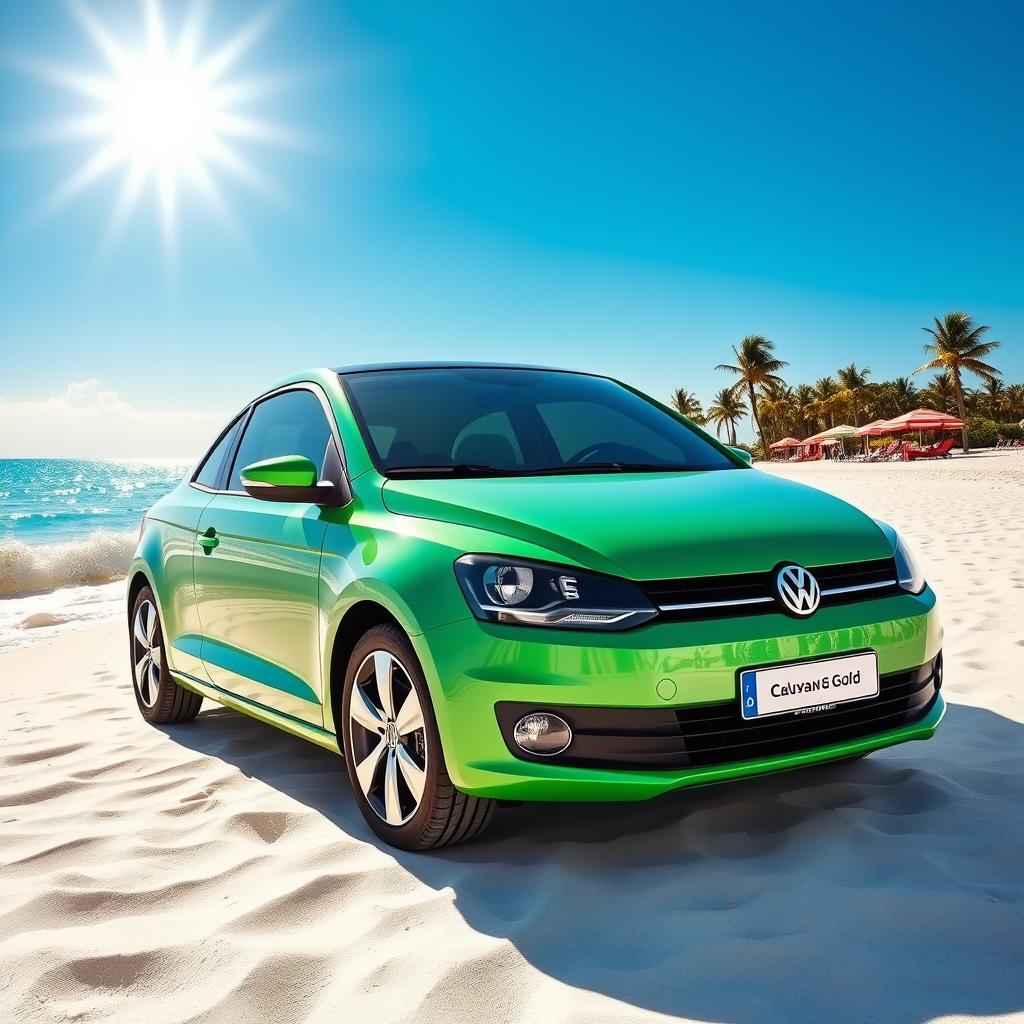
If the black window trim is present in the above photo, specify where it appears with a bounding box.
[188,410,249,494]
[188,381,348,498]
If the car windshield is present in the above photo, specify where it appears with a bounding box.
[341,367,738,477]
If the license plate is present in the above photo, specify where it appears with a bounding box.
[739,651,879,720]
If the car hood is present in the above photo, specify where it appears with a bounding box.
[381,468,891,580]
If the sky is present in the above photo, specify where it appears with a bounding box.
[0,0,1021,456]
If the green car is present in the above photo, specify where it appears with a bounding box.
[128,364,944,850]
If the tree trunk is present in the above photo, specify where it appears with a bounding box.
[747,382,764,445]
[953,368,970,453]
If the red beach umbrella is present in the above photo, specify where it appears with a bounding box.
[856,418,889,436]
[878,408,965,431]
[799,431,828,445]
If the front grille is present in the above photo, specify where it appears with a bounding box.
[494,654,940,771]
[644,557,900,621]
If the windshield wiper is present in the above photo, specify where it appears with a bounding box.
[385,464,522,478]
[385,461,703,479]
[525,462,697,475]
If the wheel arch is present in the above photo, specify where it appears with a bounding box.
[326,600,406,741]
[127,567,154,619]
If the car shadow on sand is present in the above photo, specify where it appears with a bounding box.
[165,700,1023,1024]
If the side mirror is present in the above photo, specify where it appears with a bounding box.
[241,455,351,506]
[729,446,753,466]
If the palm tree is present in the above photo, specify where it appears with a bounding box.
[920,371,956,414]
[890,376,919,418]
[980,379,1007,419]
[915,312,1001,452]
[836,363,871,426]
[792,384,817,435]
[810,376,841,429]
[670,388,705,424]
[706,387,748,446]
[1004,383,1024,420]
[716,335,787,445]
[757,381,794,445]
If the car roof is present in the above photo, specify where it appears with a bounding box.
[334,361,596,376]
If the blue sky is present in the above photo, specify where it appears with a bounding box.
[0,0,1021,455]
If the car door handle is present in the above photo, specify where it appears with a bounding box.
[199,527,219,553]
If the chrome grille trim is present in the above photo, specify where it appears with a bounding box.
[658,595,775,612]
[820,579,898,596]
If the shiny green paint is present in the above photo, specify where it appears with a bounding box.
[139,484,215,684]
[192,492,327,724]
[460,698,945,801]
[412,590,942,798]
[173,669,340,753]
[378,468,893,580]
[132,366,944,805]
[175,634,321,704]
[240,454,319,488]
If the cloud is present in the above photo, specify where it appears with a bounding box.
[0,379,227,457]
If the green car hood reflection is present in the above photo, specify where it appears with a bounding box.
[381,468,891,579]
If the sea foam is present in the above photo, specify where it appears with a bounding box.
[0,530,136,597]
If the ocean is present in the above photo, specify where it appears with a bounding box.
[0,458,192,598]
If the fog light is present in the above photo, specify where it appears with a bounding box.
[513,713,572,756]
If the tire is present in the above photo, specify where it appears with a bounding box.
[341,623,494,851]
[129,586,203,725]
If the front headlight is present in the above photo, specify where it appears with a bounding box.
[874,520,926,594]
[454,555,657,630]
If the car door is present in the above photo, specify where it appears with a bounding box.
[161,414,247,684]
[192,385,336,726]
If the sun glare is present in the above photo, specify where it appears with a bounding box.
[110,52,216,166]
[20,0,300,256]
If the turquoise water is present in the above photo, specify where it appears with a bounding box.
[0,459,190,545]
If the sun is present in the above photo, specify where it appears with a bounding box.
[20,0,300,255]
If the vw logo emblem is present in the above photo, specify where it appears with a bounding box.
[775,563,821,617]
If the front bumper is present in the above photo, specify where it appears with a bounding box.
[412,588,944,801]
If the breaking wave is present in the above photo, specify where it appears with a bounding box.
[0,530,136,597]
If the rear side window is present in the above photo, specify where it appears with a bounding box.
[194,417,244,489]
[227,389,333,491]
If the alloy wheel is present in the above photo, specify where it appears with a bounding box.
[131,599,162,708]
[348,650,428,826]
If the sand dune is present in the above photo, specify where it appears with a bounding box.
[1,455,1022,1023]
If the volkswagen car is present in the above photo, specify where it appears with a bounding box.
[127,363,944,850]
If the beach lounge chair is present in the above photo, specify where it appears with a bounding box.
[867,440,899,462]
[905,438,956,461]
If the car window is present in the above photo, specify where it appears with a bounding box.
[538,401,682,463]
[193,417,244,489]
[451,411,523,467]
[227,389,333,491]
[368,424,397,459]
[342,368,736,476]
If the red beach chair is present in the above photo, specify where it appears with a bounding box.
[904,437,956,461]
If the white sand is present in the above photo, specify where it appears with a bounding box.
[1,454,1022,1023]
